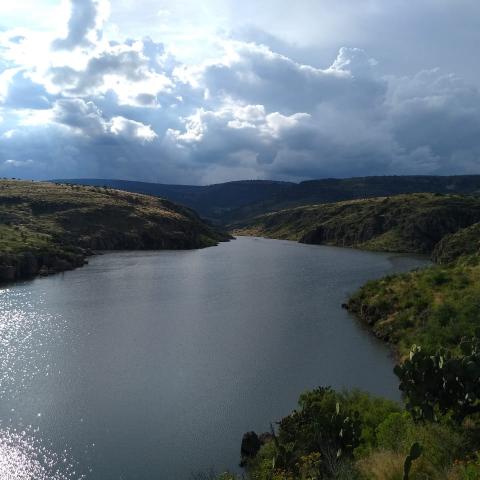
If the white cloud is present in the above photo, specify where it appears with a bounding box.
[109,116,157,142]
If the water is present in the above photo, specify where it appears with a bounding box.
[0,236,430,479]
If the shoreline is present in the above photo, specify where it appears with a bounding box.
[0,239,231,287]
[234,232,433,360]
[2,232,429,365]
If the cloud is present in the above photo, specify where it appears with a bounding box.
[53,98,108,136]
[0,0,480,184]
[2,70,52,109]
[49,38,172,106]
[175,42,384,115]
[109,116,157,142]
[52,98,157,142]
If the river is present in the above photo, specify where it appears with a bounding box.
[0,236,430,479]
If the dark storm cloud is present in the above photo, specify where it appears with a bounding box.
[168,45,480,181]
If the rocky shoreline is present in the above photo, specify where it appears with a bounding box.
[0,249,90,283]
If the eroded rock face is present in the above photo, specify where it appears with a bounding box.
[0,265,16,282]
[0,251,88,284]
[18,252,39,278]
[301,207,480,253]
[301,214,386,246]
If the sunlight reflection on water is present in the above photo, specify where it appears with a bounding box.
[0,286,81,479]
[0,287,62,398]
[0,426,83,480]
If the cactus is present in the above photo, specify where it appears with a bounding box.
[394,337,480,423]
[403,442,422,480]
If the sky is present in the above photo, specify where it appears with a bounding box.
[0,0,479,185]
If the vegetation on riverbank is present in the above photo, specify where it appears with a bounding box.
[212,261,480,479]
[212,338,480,479]
[0,180,229,282]
[346,254,480,358]
[213,382,480,479]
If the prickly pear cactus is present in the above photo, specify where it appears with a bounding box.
[394,337,480,423]
[403,442,422,480]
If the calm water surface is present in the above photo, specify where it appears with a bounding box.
[0,237,430,479]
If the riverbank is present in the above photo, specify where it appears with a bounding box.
[0,180,230,284]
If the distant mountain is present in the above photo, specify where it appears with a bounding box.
[54,179,293,223]
[55,175,480,224]
[226,175,480,223]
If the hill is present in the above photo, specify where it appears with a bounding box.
[0,180,228,282]
[55,175,480,224]
[346,254,480,358]
[229,175,480,221]
[233,193,480,255]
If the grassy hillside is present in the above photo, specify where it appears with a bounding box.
[346,254,480,358]
[0,180,228,282]
[233,193,480,255]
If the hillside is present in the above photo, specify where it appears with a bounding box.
[233,193,480,255]
[229,175,480,221]
[56,175,480,224]
[346,254,480,358]
[0,180,228,282]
